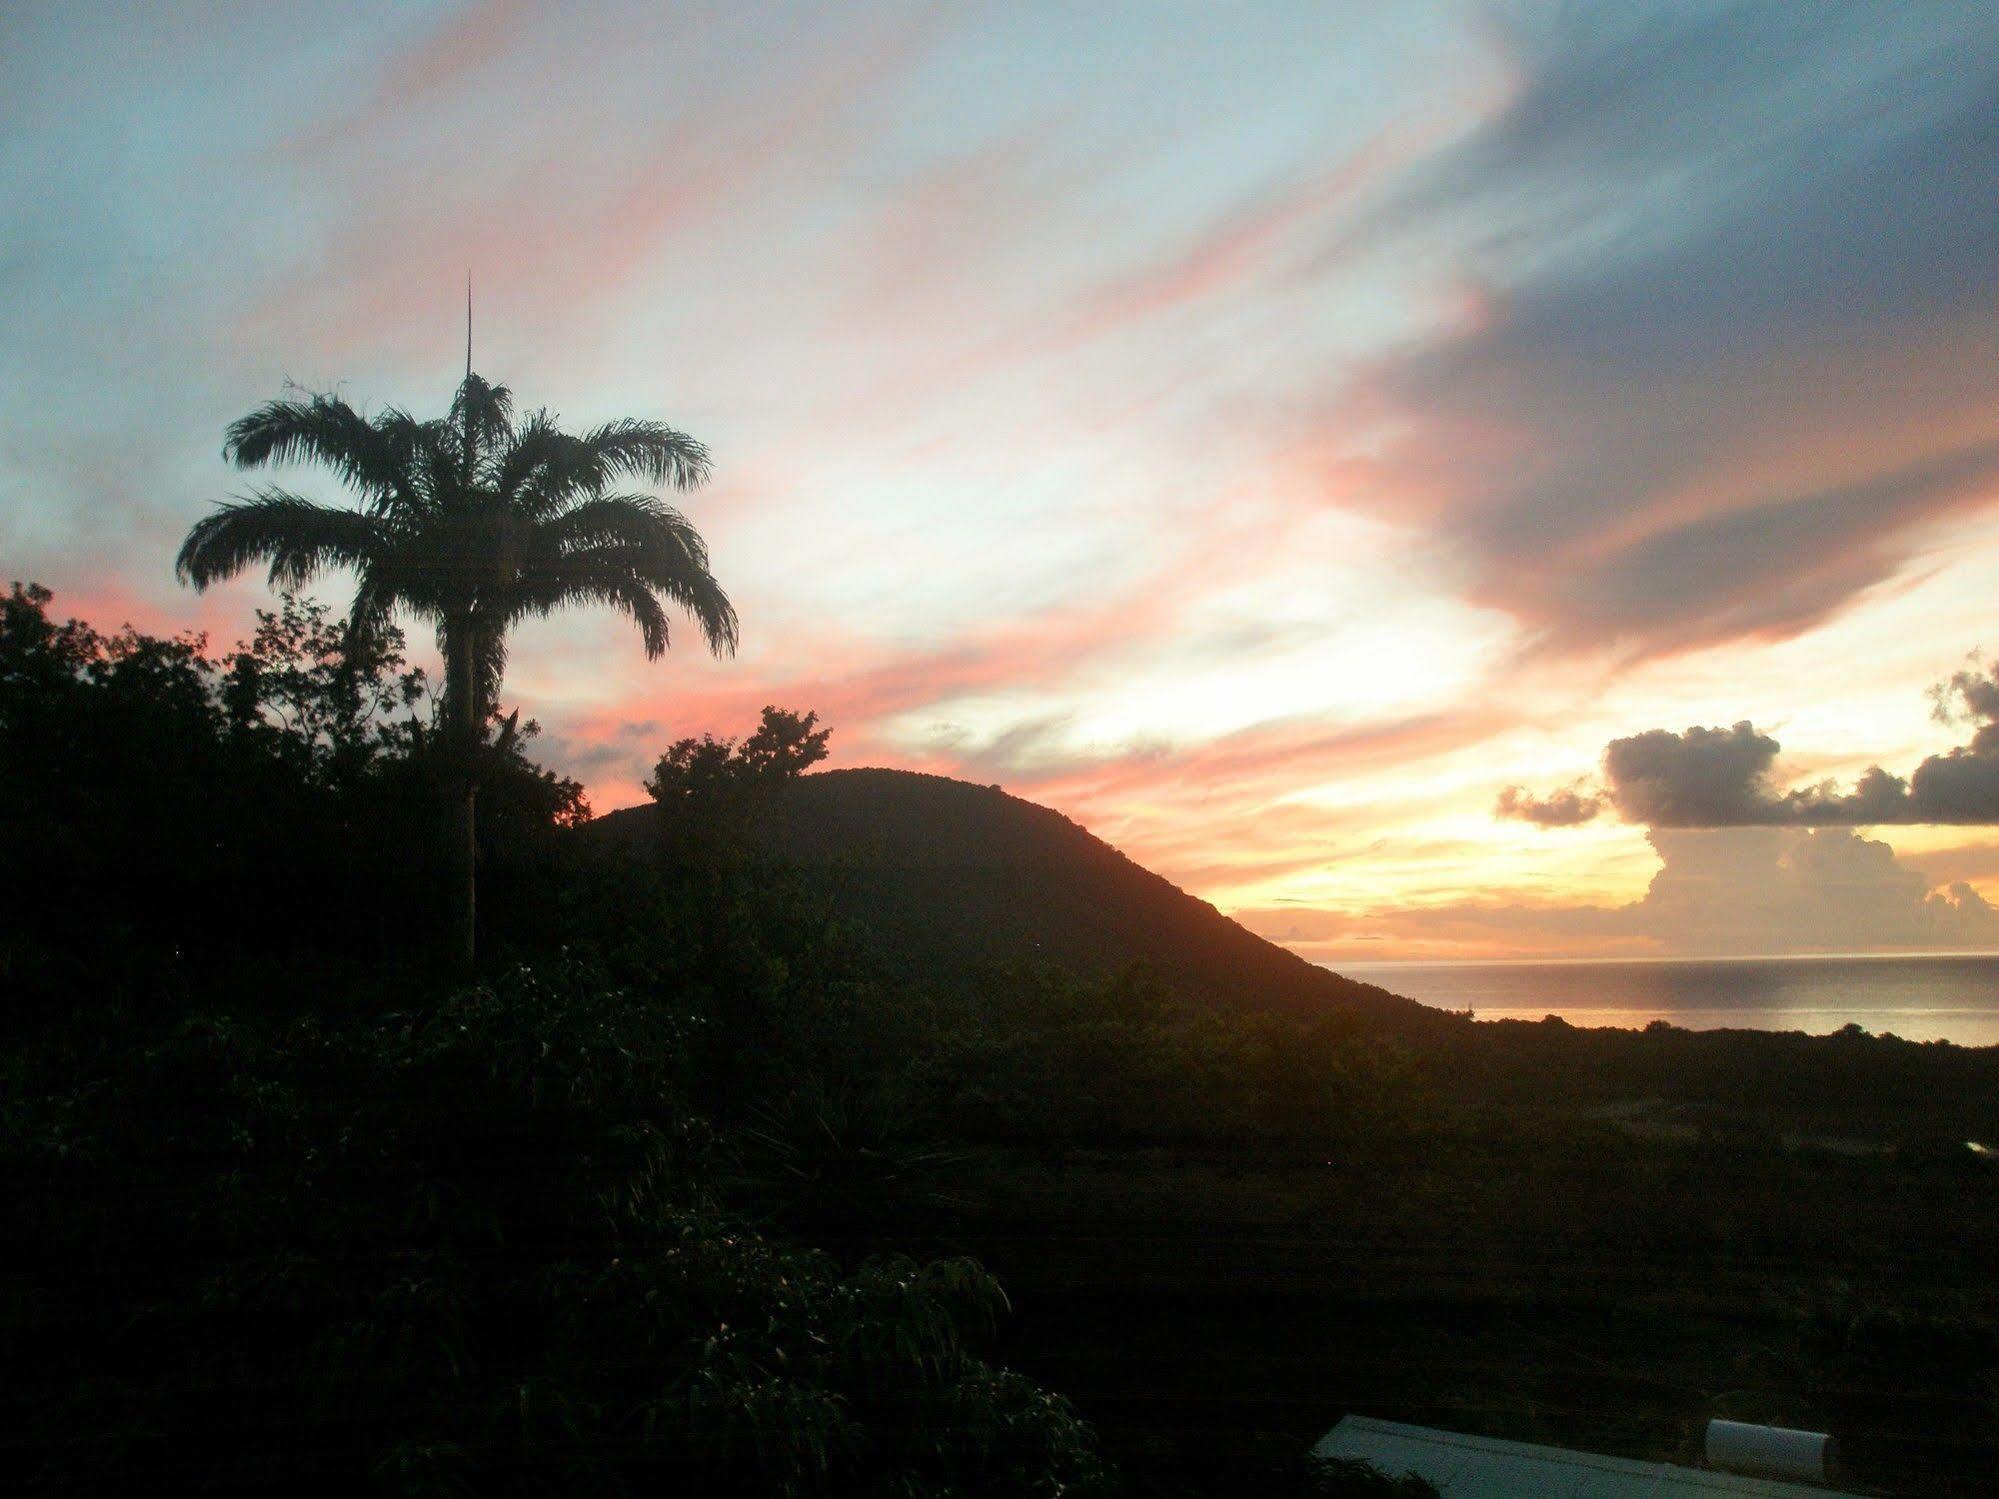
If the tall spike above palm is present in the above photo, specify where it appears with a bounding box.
[177,371,738,969]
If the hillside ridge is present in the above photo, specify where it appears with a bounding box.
[588,766,1424,1022]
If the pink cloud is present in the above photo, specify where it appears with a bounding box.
[1051,104,1475,350]
[254,6,944,361]
[377,0,535,110]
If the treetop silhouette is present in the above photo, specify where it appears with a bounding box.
[177,370,737,966]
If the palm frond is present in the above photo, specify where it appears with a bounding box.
[345,571,420,652]
[223,389,412,506]
[370,408,452,518]
[525,494,737,650]
[501,418,712,516]
[642,556,738,657]
[507,563,675,657]
[574,418,711,492]
[537,493,708,561]
[509,539,737,658]
[488,409,566,503]
[175,488,387,592]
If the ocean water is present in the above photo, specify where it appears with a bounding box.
[1337,954,1999,1048]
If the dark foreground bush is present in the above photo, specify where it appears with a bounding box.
[2,962,1107,1496]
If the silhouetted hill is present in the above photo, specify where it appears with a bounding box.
[588,767,1426,1024]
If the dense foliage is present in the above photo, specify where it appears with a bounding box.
[4,962,1108,1496]
[0,584,580,1021]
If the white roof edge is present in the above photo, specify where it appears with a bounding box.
[1318,1416,1869,1497]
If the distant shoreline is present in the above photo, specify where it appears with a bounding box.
[1334,949,1999,970]
[1331,951,1999,1047]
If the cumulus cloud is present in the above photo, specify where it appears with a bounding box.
[1493,781,1602,827]
[1632,827,1999,953]
[1244,827,1999,960]
[1498,660,1999,828]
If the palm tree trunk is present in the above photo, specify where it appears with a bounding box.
[444,617,478,974]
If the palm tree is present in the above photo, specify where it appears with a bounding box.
[177,371,738,969]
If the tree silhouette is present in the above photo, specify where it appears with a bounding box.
[177,372,737,967]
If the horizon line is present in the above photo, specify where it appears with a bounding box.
[1325,948,1999,970]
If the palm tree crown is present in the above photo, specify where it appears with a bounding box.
[179,373,737,723]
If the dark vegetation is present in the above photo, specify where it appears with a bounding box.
[8,582,1999,1494]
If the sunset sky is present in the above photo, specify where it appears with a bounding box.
[8,1,1999,962]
